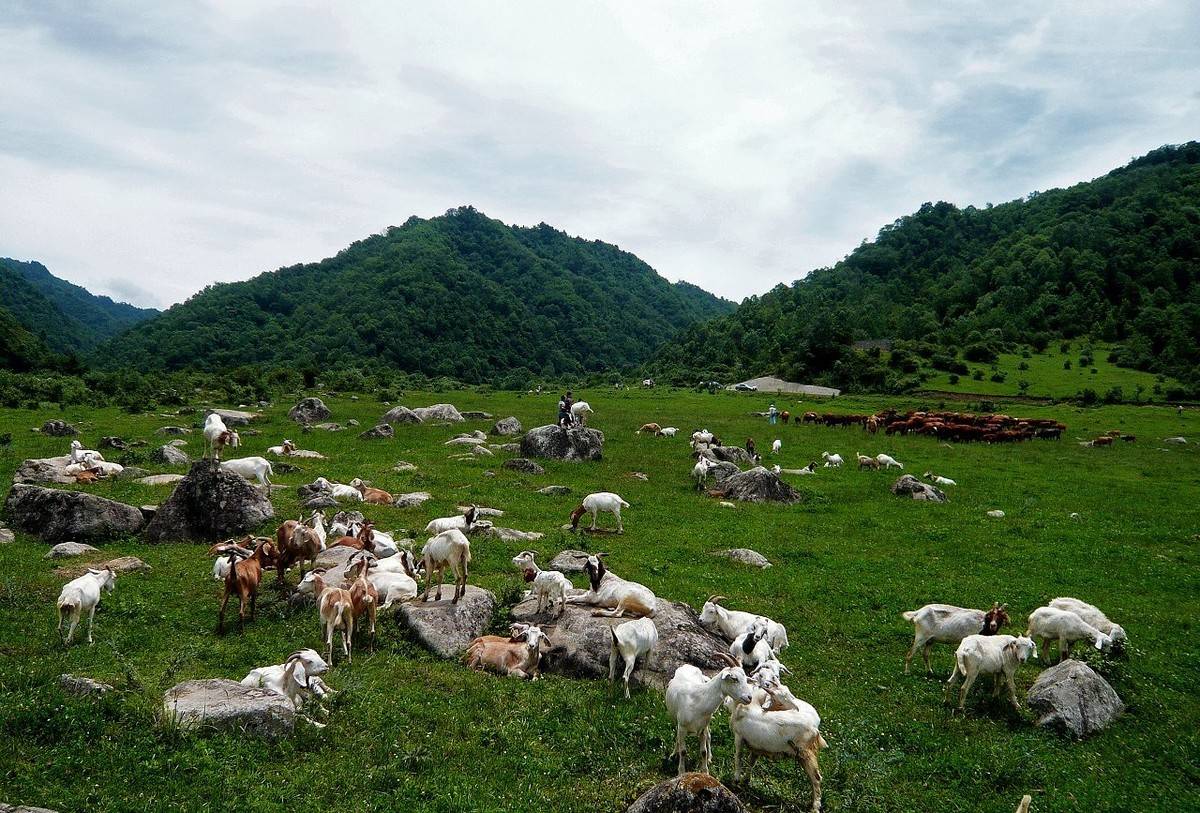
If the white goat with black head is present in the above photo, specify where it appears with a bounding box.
[565,553,656,618]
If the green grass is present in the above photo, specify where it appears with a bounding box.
[1,388,1198,812]
[913,344,1173,400]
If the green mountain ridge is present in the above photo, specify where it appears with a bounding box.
[95,207,734,380]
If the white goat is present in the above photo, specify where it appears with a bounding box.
[902,602,1009,674]
[771,439,782,455]
[570,400,593,425]
[728,687,826,811]
[313,476,364,502]
[424,506,483,536]
[1025,606,1113,662]
[69,440,104,464]
[420,529,472,603]
[665,659,754,775]
[944,634,1037,711]
[876,453,903,469]
[56,567,115,645]
[821,451,843,467]
[220,456,273,488]
[691,456,712,490]
[692,429,714,445]
[609,616,658,698]
[82,453,123,477]
[566,553,657,618]
[240,649,335,720]
[698,596,789,654]
[309,569,354,665]
[1048,597,1126,646]
[659,427,679,437]
[924,471,957,486]
[570,492,630,533]
[203,412,240,460]
[511,550,573,616]
[729,619,775,673]
[266,439,295,456]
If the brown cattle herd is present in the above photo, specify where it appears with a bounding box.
[797,409,1068,443]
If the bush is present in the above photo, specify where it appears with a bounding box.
[990,371,1006,383]
[1079,388,1099,405]
[1060,341,1072,354]
[972,369,984,381]
[1064,359,1072,370]
[964,343,998,363]
[948,374,960,385]
[1017,361,1029,371]
[1103,386,1124,404]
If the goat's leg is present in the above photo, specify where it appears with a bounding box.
[590,510,597,531]
[699,726,712,775]
[922,641,935,674]
[85,605,97,644]
[218,590,230,633]
[942,661,961,703]
[674,724,687,776]
[1005,671,1021,710]
[608,646,618,685]
[1062,637,1072,662]
[958,671,978,710]
[614,508,623,533]
[800,746,823,812]
[744,752,759,783]
[622,655,636,699]
[344,617,353,664]
[238,593,247,630]
[732,732,743,783]
[325,622,334,664]
[250,588,257,621]
[904,633,925,674]
[56,605,66,644]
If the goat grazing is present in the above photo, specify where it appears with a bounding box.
[1048,597,1126,646]
[1025,606,1113,662]
[56,567,115,645]
[728,681,826,811]
[569,492,630,533]
[570,400,593,425]
[220,456,272,488]
[566,553,656,618]
[944,634,1037,711]
[902,602,1009,674]
[771,438,782,455]
[609,616,658,698]
[856,453,880,470]
[218,540,274,632]
[511,550,573,616]
[698,596,789,654]
[659,427,679,437]
[345,556,379,651]
[876,453,903,469]
[637,423,662,435]
[420,528,472,603]
[464,624,549,679]
[665,656,753,775]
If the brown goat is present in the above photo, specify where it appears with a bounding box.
[277,520,324,585]
[218,540,273,632]
[331,522,375,551]
[345,556,379,651]
[310,569,355,665]
[356,483,393,505]
[637,423,661,435]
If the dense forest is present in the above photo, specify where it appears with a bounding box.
[654,143,1200,395]
[95,207,733,382]
[0,258,157,355]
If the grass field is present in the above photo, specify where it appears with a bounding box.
[909,344,1173,400]
[1,388,1198,812]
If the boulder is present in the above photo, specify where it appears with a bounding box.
[712,467,803,504]
[382,406,422,425]
[304,495,340,510]
[288,397,331,424]
[396,586,497,659]
[707,446,755,465]
[138,474,185,487]
[393,492,433,509]
[393,461,418,473]
[155,426,192,436]
[548,550,590,573]
[55,556,151,579]
[4,485,145,543]
[538,485,571,496]
[40,419,78,437]
[1027,660,1124,738]
[151,444,191,466]
[0,804,61,813]
[162,679,295,739]
[712,548,772,568]
[358,424,394,440]
[706,461,741,484]
[208,408,259,426]
[44,542,100,559]
[503,458,546,475]
[296,480,330,503]
[0,529,13,544]
[59,674,113,696]
[491,416,523,436]
[13,456,77,485]
[477,526,544,543]
[461,410,492,420]
[626,773,745,813]
[521,425,604,461]
[100,436,128,450]
[511,596,729,691]
[412,403,465,423]
[144,459,275,543]
[891,474,947,503]
[458,505,504,517]
[115,466,150,480]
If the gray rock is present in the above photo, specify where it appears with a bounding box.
[397,586,497,658]
[461,410,492,420]
[393,492,433,509]
[346,419,360,427]
[1027,659,1124,738]
[55,556,151,579]
[411,403,465,423]
[0,803,62,813]
[511,596,729,691]
[40,419,78,437]
[705,461,741,484]
[492,443,522,453]
[12,456,77,485]
[100,436,128,450]
[44,542,100,559]
[713,467,803,504]
[140,506,158,520]
[151,444,191,466]
[458,505,504,517]
[207,408,259,426]
[538,485,572,496]
[358,423,394,440]
[393,461,418,473]
[155,426,192,436]
[626,773,746,813]
[548,549,590,573]
[313,422,343,432]
[713,548,772,568]
[59,674,113,696]
[144,460,274,543]
[503,458,546,475]
[1163,436,1187,444]
[382,406,422,425]
[4,485,145,543]
[288,397,331,424]
[632,472,649,481]
[0,529,13,544]
[707,445,756,465]
[304,495,340,510]
[521,425,604,461]
[114,466,150,480]
[138,474,186,486]
[491,416,523,436]
[167,439,188,447]
[891,474,947,503]
[477,526,544,542]
[162,679,295,739]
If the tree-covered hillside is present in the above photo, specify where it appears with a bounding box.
[655,143,1200,395]
[0,304,55,372]
[0,258,157,355]
[95,207,733,381]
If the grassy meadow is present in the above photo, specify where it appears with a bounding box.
[0,388,1198,812]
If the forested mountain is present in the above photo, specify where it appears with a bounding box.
[0,304,55,372]
[95,207,733,380]
[654,142,1200,393]
[0,258,157,355]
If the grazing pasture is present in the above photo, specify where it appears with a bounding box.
[0,389,1197,812]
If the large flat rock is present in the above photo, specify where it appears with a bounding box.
[208,409,259,425]
[1027,659,1124,738]
[4,484,145,543]
[397,585,496,659]
[161,679,295,739]
[13,456,76,485]
[521,425,604,461]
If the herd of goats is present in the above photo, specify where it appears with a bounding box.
[45,403,1129,813]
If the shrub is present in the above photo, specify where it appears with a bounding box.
[1017,361,1029,371]
[990,371,1006,383]
[964,343,998,363]
[1079,388,1099,405]
[948,374,960,385]
[972,369,984,381]
[1064,359,1072,370]
[1103,386,1124,404]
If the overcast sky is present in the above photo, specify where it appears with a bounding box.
[2,2,1198,309]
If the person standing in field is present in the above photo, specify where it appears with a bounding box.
[768,402,779,425]
[558,391,574,428]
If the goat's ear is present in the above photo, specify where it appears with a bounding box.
[999,603,1009,611]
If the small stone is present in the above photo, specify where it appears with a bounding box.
[713,548,772,568]
[392,492,433,509]
[347,418,360,427]
[59,674,113,696]
[503,458,545,475]
[288,397,331,425]
[40,420,78,437]
[538,485,571,495]
[461,411,492,420]
[987,509,1006,518]
[0,528,14,544]
[631,472,649,481]
[44,542,100,559]
[358,423,394,440]
[392,461,418,473]
[491,416,523,436]
[138,474,185,486]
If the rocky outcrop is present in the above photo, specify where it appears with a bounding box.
[4,485,145,543]
[712,467,803,503]
[382,406,422,425]
[626,773,745,813]
[144,460,274,543]
[44,542,100,559]
[358,424,394,440]
[392,492,432,509]
[288,397,330,424]
[491,416,523,436]
[521,425,604,461]
[1027,660,1124,738]
[207,409,259,425]
[13,456,77,485]
[891,474,947,503]
[503,458,545,475]
[162,679,295,739]
[712,548,772,568]
[40,419,78,437]
[396,586,497,659]
[411,404,464,423]
[151,445,191,466]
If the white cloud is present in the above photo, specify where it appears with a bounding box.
[1,1,1197,308]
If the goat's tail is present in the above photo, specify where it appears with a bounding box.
[609,626,619,650]
[620,499,630,508]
